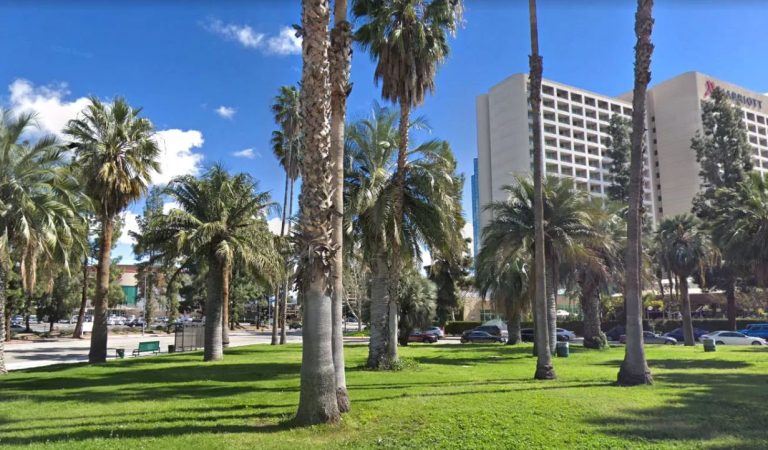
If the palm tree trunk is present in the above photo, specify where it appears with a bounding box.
[295,0,340,426]
[271,288,280,345]
[73,254,89,338]
[680,276,695,346]
[618,0,654,386]
[329,0,352,414]
[581,282,606,349]
[204,255,224,361]
[89,216,113,364]
[507,306,522,345]
[528,0,555,380]
[279,141,294,346]
[280,177,294,345]
[0,263,7,374]
[367,253,391,368]
[221,260,231,348]
[725,279,736,331]
[546,258,557,354]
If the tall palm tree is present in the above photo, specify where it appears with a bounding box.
[143,165,278,361]
[483,176,596,353]
[352,0,463,355]
[527,0,553,380]
[270,84,302,346]
[65,97,160,364]
[345,104,463,369]
[618,0,655,386]
[330,0,353,413]
[295,0,340,426]
[656,215,709,346]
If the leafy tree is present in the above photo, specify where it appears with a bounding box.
[655,214,710,346]
[617,0,654,387]
[65,97,161,364]
[132,186,164,323]
[427,244,472,326]
[604,115,632,203]
[37,272,80,332]
[397,269,437,346]
[691,87,754,330]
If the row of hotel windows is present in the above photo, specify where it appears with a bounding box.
[542,84,633,116]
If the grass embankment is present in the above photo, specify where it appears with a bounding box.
[0,343,766,449]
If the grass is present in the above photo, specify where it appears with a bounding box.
[1,343,767,449]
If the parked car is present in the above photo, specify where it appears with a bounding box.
[620,331,677,345]
[423,326,445,339]
[557,328,577,341]
[520,328,535,342]
[701,330,767,346]
[127,319,146,328]
[107,316,126,326]
[461,330,504,344]
[664,327,709,342]
[470,325,502,337]
[738,323,768,339]
[408,331,438,343]
[605,325,625,341]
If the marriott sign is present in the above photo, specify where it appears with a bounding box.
[704,80,764,111]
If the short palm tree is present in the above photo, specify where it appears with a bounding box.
[0,110,84,373]
[656,214,710,346]
[65,97,160,364]
[352,0,463,342]
[270,84,302,346]
[397,268,437,346]
[345,104,463,369]
[143,165,279,361]
[482,176,596,353]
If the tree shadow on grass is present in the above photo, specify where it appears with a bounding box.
[586,364,768,448]
[595,358,753,370]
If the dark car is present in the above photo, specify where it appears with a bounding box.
[519,328,571,342]
[520,328,535,342]
[408,331,438,344]
[664,327,709,342]
[738,323,768,339]
[473,325,502,337]
[605,325,625,342]
[461,331,504,344]
[619,331,677,345]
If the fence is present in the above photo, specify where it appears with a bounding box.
[174,323,205,352]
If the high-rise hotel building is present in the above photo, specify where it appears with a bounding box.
[474,71,768,238]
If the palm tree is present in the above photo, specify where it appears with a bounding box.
[0,110,84,373]
[527,0,553,380]
[330,0,353,413]
[397,268,437,346]
[656,215,709,346]
[483,176,596,354]
[352,0,463,355]
[270,84,302,346]
[143,165,278,362]
[345,104,463,369]
[295,0,340,426]
[65,98,160,364]
[618,0,655,386]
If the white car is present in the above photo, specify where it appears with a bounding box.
[702,331,766,346]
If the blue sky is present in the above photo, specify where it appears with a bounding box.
[2,1,767,263]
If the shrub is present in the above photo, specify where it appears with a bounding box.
[445,321,481,335]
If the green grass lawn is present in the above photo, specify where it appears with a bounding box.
[1,342,767,449]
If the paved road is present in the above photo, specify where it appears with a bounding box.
[4,329,304,371]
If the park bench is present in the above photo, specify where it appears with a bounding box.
[132,340,161,357]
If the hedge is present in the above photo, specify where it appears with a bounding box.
[445,321,481,335]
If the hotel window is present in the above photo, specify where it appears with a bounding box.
[758,116,766,125]
[572,106,583,116]
[572,118,584,128]
[589,171,601,181]
[545,137,557,147]
[623,107,633,115]
[598,100,608,110]
[588,159,600,169]
[546,150,557,160]
[546,163,559,174]
[656,172,660,178]
[543,85,554,95]
[559,140,572,150]
[558,127,570,138]
[760,138,767,147]
[611,104,621,113]
[584,97,596,106]
[573,131,584,141]
[558,114,570,124]
[748,124,756,132]
[575,156,587,166]
[590,184,602,194]
[560,153,572,163]
[571,93,582,103]
[544,124,556,134]
[585,109,596,119]
[544,111,555,121]
[749,136,758,144]
[747,112,755,121]
[587,134,598,143]
[557,89,569,99]
[588,146,599,156]
[557,101,569,112]
[659,207,663,213]
[586,122,597,131]
[599,112,610,122]
[544,99,555,108]
[657,184,661,191]
[759,127,766,136]
[575,168,587,178]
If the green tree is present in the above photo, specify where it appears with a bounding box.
[143,165,278,362]
[0,110,84,373]
[656,215,710,346]
[617,0,654,387]
[65,97,160,364]
[352,0,463,367]
[344,105,463,369]
[397,269,437,346]
[691,87,754,331]
[604,115,632,203]
[475,247,530,345]
[132,186,164,324]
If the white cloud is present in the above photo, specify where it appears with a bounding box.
[204,20,301,56]
[232,148,259,159]
[118,211,140,246]
[163,201,181,214]
[267,217,284,235]
[267,27,302,55]
[215,105,236,119]
[462,223,474,256]
[8,79,90,138]
[152,129,205,185]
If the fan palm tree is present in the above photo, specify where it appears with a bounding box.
[65,97,160,364]
[483,176,596,354]
[295,0,340,426]
[0,110,85,374]
[352,0,463,345]
[142,165,279,362]
[656,215,709,346]
[618,0,655,386]
[270,84,302,346]
[345,104,463,369]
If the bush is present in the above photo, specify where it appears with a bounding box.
[445,321,481,336]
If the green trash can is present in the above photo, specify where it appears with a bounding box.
[703,338,716,352]
[556,341,570,357]
[116,348,125,359]
[168,344,176,354]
